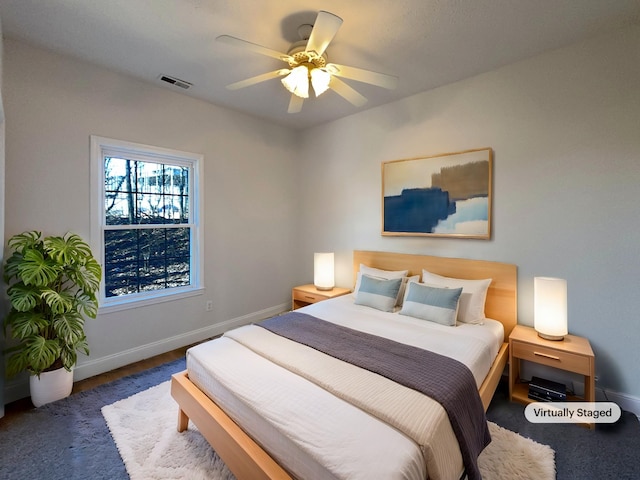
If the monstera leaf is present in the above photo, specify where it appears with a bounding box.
[17,249,60,286]
[40,289,75,315]
[67,257,102,294]
[7,230,42,254]
[25,336,62,375]
[7,282,41,312]
[52,313,85,345]
[44,233,94,265]
[3,311,49,339]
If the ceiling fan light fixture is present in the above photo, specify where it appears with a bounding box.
[310,68,331,96]
[281,65,309,98]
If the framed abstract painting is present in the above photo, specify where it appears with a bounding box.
[382,148,492,239]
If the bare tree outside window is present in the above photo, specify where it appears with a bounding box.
[103,157,191,297]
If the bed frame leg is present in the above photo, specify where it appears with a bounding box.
[177,408,189,432]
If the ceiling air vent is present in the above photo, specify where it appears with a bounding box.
[159,75,192,89]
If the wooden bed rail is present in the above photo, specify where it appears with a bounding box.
[171,371,292,480]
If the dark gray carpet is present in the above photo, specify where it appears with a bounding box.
[486,381,640,480]
[1,359,639,480]
[0,358,186,480]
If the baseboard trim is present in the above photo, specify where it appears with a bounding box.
[572,380,640,418]
[605,389,640,418]
[3,303,289,405]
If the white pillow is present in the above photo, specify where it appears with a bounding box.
[399,282,463,326]
[421,269,492,324]
[354,264,409,306]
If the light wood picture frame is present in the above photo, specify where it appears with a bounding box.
[382,148,492,239]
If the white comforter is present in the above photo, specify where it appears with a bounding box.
[303,294,503,387]
[186,294,502,480]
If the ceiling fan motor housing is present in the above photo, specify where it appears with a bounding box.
[286,40,327,68]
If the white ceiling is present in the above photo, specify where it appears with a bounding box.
[1,0,639,130]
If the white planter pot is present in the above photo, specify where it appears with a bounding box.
[30,367,74,407]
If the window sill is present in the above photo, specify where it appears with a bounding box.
[98,287,205,314]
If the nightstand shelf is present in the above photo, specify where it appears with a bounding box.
[509,324,595,429]
[510,382,586,405]
[292,284,351,310]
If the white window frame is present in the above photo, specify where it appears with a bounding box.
[90,135,204,313]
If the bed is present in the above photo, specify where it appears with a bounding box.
[171,251,517,480]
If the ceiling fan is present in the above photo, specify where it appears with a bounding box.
[217,11,398,113]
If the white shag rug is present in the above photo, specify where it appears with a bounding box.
[102,381,555,480]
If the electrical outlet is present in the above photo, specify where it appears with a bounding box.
[594,375,600,383]
[205,300,213,312]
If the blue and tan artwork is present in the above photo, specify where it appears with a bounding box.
[382,148,492,238]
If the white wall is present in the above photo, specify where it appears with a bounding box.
[297,26,640,401]
[3,39,299,401]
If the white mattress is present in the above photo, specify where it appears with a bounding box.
[186,294,503,480]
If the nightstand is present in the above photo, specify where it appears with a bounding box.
[291,284,351,310]
[509,324,595,428]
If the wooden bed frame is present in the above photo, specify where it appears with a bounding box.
[171,251,517,480]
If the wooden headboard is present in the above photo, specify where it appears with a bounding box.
[353,251,517,341]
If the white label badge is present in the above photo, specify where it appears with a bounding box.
[525,402,621,423]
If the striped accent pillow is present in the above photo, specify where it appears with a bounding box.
[354,265,409,306]
[421,270,491,324]
[354,274,403,312]
[399,282,463,326]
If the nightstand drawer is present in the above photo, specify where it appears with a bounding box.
[512,341,591,375]
[292,289,325,304]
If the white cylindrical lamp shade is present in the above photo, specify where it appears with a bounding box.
[314,252,335,291]
[534,277,568,341]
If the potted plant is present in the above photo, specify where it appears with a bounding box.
[3,231,101,406]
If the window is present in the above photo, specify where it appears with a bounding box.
[91,136,203,311]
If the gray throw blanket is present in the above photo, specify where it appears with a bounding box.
[259,311,491,480]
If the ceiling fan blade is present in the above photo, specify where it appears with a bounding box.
[306,11,343,57]
[326,63,398,90]
[216,35,291,62]
[288,94,304,114]
[226,69,289,90]
[329,77,368,107]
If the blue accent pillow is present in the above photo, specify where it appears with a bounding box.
[354,274,403,312]
[399,282,463,326]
